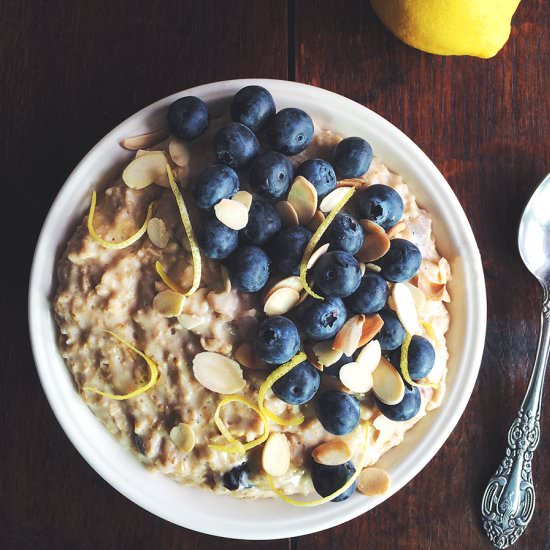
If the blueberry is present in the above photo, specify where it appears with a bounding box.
[230,85,276,133]
[270,226,312,276]
[197,218,238,260]
[222,462,250,491]
[311,461,357,502]
[194,164,240,210]
[213,122,260,168]
[377,309,406,351]
[391,335,435,380]
[297,296,347,341]
[376,384,421,422]
[344,272,388,315]
[272,360,320,405]
[167,96,209,141]
[316,390,360,435]
[241,198,282,245]
[296,159,337,198]
[356,184,404,230]
[322,212,363,255]
[227,245,270,293]
[268,108,314,156]
[323,353,353,378]
[312,251,362,298]
[376,238,422,283]
[255,316,301,365]
[332,137,373,178]
[248,151,294,199]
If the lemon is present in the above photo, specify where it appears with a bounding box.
[370,0,522,58]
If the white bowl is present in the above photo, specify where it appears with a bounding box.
[29,79,486,540]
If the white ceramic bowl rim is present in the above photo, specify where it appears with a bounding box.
[29,79,486,540]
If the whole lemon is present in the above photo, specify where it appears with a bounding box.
[370,0,522,58]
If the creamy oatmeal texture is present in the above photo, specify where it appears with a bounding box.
[54,123,451,499]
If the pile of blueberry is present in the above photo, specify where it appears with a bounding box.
[167,86,436,499]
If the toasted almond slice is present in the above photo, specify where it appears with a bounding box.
[386,220,407,238]
[262,433,290,477]
[178,313,203,330]
[404,281,426,310]
[123,151,170,189]
[192,352,245,394]
[307,210,325,232]
[438,257,451,284]
[311,339,343,367]
[366,263,382,273]
[232,190,253,211]
[339,362,374,393]
[306,242,330,269]
[264,287,301,316]
[266,276,304,299]
[220,265,232,294]
[319,187,352,213]
[333,315,366,356]
[392,283,420,334]
[312,440,352,466]
[358,467,391,496]
[372,357,405,405]
[360,219,386,236]
[356,339,382,373]
[359,262,366,276]
[336,178,365,189]
[288,176,318,225]
[168,139,191,167]
[234,342,269,369]
[147,217,170,248]
[214,199,249,230]
[169,423,196,453]
[153,290,185,317]
[276,200,300,227]
[120,129,169,150]
[358,314,384,347]
[356,232,391,263]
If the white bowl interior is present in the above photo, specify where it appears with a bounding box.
[29,79,486,540]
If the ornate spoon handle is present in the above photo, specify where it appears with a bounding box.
[481,286,550,548]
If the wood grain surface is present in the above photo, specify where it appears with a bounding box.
[1,1,549,548]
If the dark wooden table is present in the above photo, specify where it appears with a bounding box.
[2,1,549,548]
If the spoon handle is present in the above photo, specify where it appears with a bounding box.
[481,286,550,548]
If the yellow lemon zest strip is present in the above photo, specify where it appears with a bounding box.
[421,321,438,345]
[83,330,159,400]
[87,191,153,250]
[208,396,270,454]
[400,333,438,388]
[257,352,307,427]
[300,187,356,300]
[268,422,370,506]
[156,164,201,296]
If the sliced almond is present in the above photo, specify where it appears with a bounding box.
[356,231,390,263]
[358,467,391,496]
[306,242,330,269]
[153,290,185,317]
[288,176,318,225]
[276,200,299,227]
[356,339,382,373]
[262,433,290,477]
[392,283,420,334]
[359,262,366,276]
[360,219,386,236]
[168,139,191,167]
[122,151,169,189]
[192,352,246,394]
[372,357,405,405]
[263,287,300,316]
[312,440,352,466]
[333,315,366,356]
[234,342,269,369]
[178,313,203,330]
[307,210,325,232]
[403,281,426,310]
[357,314,384,347]
[214,199,249,230]
[438,257,452,284]
[366,263,382,273]
[319,187,352,213]
[311,339,343,367]
[120,128,169,151]
[336,178,365,189]
[386,220,407,239]
[232,190,253,211]
[169,423,195,453]
[339,362,374,393]
[265,276,304,299]
[147,217,170,248]
[220,265,232,294]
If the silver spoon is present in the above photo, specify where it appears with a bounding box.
[481,173,550,548]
